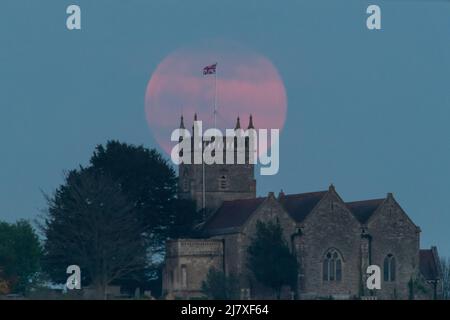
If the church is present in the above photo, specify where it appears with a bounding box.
[162,115,442,300]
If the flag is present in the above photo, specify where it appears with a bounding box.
[203,63,217,75]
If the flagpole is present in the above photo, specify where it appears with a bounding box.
[214,62,218,129]
[202,139,205,213]
[201,62,218,214]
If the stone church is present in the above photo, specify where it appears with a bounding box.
[162,115,442,300]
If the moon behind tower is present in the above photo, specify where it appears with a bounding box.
[145,41,287,156]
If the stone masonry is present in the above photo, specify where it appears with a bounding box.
[162,115,442,299]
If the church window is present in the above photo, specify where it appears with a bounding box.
[383,254,396,282]
[181,265,187,288]
[323,249,343,281]
[219,175,228,190]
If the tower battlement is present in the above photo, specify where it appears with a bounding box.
[178,114,257,212]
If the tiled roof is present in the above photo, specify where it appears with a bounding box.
[203,190,327,234]
[202,197,266,234]
[278,191,328,223]
[202,191,396,234]
[420,248,441,281]
[345,199,384,224]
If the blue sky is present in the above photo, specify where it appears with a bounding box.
[0,0,449,256]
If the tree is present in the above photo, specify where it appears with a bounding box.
[42,169,148,299]
[43,141,201,295]
[246,220,298,299]
[88,141,201,292]
[201,268,239,300]
[89,141,201,251]
[0,220,42,294]
[441,257,450,300]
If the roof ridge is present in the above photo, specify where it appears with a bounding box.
[281,190,328,198]
[345,198,385,205]
[221,197,266,205]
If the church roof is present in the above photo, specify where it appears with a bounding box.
[345,198,384,224]
[202,191,402,235]
[419,248,441,281]
[202,190,328,235]
[202,197,266,235]
[278,191,328,223]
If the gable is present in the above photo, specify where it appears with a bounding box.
[278,191,328,223]
[201,189,328,236]
[346,198,385,224]
[202,197,266,235]
[420,247,441,281]
[366,193,418,230]
[300,186,362,228]
[242,194,295,231]
[241,194,298,247]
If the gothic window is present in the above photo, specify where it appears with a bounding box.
[181,265,187,288]
[170,270,174,287]
[323,249,343,281]
[383,254,396,282]
[219,175,228,190]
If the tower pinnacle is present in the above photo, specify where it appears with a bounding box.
[248,114,254,129]
[179,114,185,129]
[235,116,241,130]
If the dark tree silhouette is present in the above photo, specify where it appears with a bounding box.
[42,141,201,296]
[247,220,298,299]
[89,141,200,249]
[42,169,147,299]
[201,267,239,300]
[441,257,450,300]
[0,220,42,294]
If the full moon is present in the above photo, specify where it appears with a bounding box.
[145,41,287,155]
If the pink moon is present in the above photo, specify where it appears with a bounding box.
[145,41,287,155]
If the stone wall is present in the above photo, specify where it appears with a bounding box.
[164,184,430,300]
[239,193,298,298]
[179,163,256,212]
[295,189,362,299]
[367,194,420,299]
[163,239,224,299]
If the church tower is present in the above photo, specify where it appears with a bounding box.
[178,114,257,213]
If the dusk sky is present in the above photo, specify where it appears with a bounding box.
[1,1,449,256]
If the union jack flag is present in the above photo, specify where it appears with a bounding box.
[203,63,217,75]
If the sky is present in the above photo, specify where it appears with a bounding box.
[0,0,449,256]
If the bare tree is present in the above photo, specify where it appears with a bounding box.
[42,169,148,299]
[441,257,450,300]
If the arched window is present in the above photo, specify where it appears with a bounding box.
[323,249,342,281]
[383,254,396,282]
[181,265,187,288]
[219,175,228,190]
